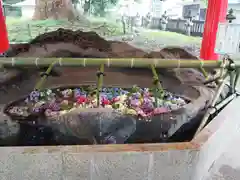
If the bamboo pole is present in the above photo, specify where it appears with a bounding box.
[96,64,104,107]
[194,74,229,136]
[1,58,224,68]
[34,60,57,90]
[150,65,163,107]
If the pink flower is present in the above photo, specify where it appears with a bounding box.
[153,107,169,114]
[130,99,141,107]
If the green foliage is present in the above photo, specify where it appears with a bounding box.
[91,0,119,17]
[2,0,22,4]
[201,0,208,6]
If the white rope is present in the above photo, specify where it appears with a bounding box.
[176,59,183,84]
[107,58,110,67]
[11,58,15,67]
[35,58,39,67]
[131,58,134,68]
[153,58,157,67]
[83,58,86,67]
[58,58,62,66]
[177,59,181,69]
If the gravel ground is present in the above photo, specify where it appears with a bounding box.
[106,32,201,57]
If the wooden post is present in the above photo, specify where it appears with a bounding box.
[200,0,228,60]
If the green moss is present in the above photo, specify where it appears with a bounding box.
[141,29,202,46]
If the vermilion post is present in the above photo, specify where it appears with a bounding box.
[0,0,9,53]
[200,0,228,60]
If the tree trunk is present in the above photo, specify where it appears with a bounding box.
[33,0,76,20]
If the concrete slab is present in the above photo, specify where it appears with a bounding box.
[193,96,240,180]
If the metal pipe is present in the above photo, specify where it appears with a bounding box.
[214,93,237,112]
[229,71,235,93]
[234,69,240,90]
[194,76,229,136]
[203,71,229,85]
[0,57,223,68]
[195,93,237,138]
[194,93,237,137]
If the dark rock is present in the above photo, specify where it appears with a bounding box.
[44,108,136,144]
[0,112,19,146]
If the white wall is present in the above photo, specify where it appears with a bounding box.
[21,6,34,19]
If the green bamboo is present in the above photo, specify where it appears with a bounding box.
[150,65,163,107]
[199,66,209,79]
[0,57,224,68]
[96,64,105,107]
[34,61,57,90]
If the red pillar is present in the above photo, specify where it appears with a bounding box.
[0,0,9,53]
[200,0,228,60]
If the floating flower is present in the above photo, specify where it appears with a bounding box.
[111,97,120,103]
[44,109,53,117]
[62,89,72,98]
[48,102,60,111]
[141,101,154,113]
[15,85,188,119]
[153,107,169,114]
[74,88,81,98]
[33,107,40,113]
[102,98,110,105]
[120,90,128,95]
[135,107,147,117]
[33,101,46,113]
[132,92,141,99]
[29,90,40,102]
[40,91,46,97]
[100,93,107,99]
[112,87,120,97]
[77,96,87,104]
[130,99,141,107]
[106,93,113,100]
[46,89,52,96]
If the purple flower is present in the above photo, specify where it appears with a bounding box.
[120,90,128,95]
[130,99,140,107]
[143,97,151,103]
[33,107,40,113]
[48,102,60,111]
[100,93,107,100]
[132,93,141,99]
[29,90,40,102]
[74,88,81,98]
